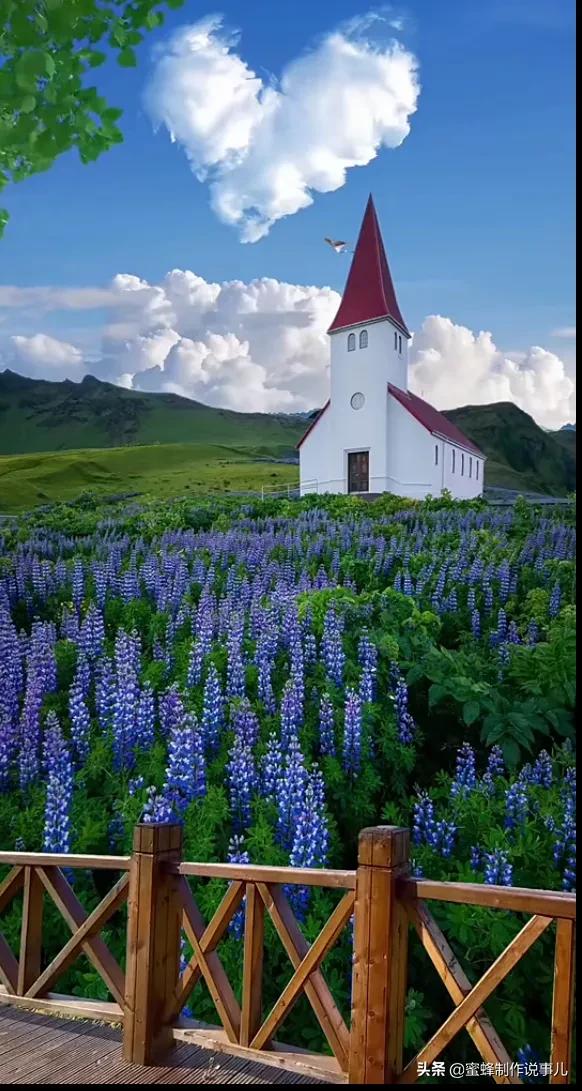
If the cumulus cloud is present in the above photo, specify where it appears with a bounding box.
[7,333,84,380]
[0,272,576,427]
[409,316,576,430]
[145,14,420,240]
[552,326,576,339]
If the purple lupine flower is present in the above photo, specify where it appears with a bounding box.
[112,630,140,770]
[435,819,457,857]
[79,604,105,660]
[490,608,508,648]
[498,559,511,602]
[280,678,303,747]
[136,684,155,750]
[451,743,477,798]
[321,608,345,686]
[227,732,257,832]
[318,692,336,757]
[526,619,539,645]
[72,558,84,611]
[471,609,481,639]
[484,849,513,886]
[413,793,437,848]
[470,845,481,871]
[343,688,362,775]
[18,681,43,789]
[276,734,308,849]
[69,679,91,764]
[261,732,283,800]
[157,709,206,821]
[95,656,115,733]
[227,835,250,940]
[43,712,73,854]
[531,750,553,787]
[549,583,561,618]
[392,672,416,745]
[201,664,224,752]
[226,619,246,699]
[288,767,329,919]
[482,745,504,793]
[504,780,529,832]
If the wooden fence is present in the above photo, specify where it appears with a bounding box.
[0,825,576,1084]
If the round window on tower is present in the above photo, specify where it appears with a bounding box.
[350,392,365,410]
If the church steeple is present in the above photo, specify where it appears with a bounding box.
[327,195,409,337]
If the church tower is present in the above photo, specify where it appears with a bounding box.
[328,194,410,402]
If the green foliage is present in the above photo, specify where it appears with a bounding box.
[0,0,186,235]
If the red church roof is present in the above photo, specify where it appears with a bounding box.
[388,384,485,456]
[328,195,410,337]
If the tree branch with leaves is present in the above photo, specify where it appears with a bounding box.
[0,0,185,236]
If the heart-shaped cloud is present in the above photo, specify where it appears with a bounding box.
[145,13,420,241]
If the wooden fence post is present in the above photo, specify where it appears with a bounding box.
[348,826,410,1085]
[123,823,183,1065]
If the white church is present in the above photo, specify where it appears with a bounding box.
[298,197,485,500]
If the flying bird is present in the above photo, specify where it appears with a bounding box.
[324,237,351,254]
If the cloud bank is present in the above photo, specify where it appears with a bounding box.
[0,269,576,428]
[144,15,420,240]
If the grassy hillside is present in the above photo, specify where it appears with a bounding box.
[0,370,305,454]
[445,402,576,496]
[0,371,575,504]
[0,443,298,513]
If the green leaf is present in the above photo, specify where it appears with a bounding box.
[20,96,37,114]
[117,48,137,67]
[463,700,481,726]
[428,683,447,708]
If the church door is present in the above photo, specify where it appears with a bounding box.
[347,451,369,493]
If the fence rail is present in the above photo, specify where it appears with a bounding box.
[0,825,576,1084]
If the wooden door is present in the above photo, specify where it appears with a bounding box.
[348,451,369,494]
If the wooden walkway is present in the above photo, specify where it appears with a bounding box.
[0,1008,328,1085]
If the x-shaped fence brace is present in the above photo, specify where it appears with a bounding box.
[175,876,354,1072]
[398,904,555,1086]
[0,865,128,1005]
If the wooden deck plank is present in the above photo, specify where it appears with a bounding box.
[0,1008,333,1085]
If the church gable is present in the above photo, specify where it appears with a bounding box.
[387,384,485,457]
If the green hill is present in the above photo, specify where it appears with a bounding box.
[0,442,298,513]
[0,371,575,502]
[0,369,305,454]
[445,402,576,496]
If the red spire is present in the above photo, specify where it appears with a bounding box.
[327,195,409,337]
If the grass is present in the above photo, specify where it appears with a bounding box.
[0,442,298,513]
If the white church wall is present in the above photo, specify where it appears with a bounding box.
[386,395,433,498]
[299,409,337,494]
[441,443,484,499]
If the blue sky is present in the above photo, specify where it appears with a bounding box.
[0,0,576,423]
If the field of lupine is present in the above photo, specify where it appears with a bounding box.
[0,490,576,1070]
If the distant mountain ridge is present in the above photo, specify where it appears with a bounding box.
[0,370,576,496]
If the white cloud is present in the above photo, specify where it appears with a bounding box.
[7,333,84,380]
[552,326,576,339]
[1,275,576,427]
[144,14,420,241]
[409,315,576,430]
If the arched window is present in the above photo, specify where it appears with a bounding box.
[398,335,402,354]
[347,332,356,352]
[469,457,473,478]
[461,453,465,476]
[434,444,439,466]
[476,461,479,481]
[359,329,368,349]
[452,449,456,473]
[394,331,398,350]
